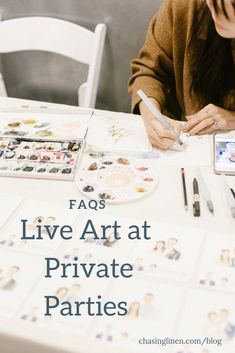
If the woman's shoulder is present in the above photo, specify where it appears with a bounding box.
[171,0,204,11]
[152,0,205,36]
[155,0,205,26]
[171,0,205,17]
[158,0,205,17]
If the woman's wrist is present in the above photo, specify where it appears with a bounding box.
[139,97,161,123]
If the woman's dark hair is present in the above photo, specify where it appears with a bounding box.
[190,0,235,106]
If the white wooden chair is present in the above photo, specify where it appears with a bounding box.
[0,17,106,108]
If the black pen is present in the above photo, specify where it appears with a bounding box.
[181,168,188,211]
[230,188,235,199]
[193,178,200,217]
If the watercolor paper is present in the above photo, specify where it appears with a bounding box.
[0,199,78,255]
[177,290,235,353]
[87,114,151,152]
[0,193,23,229]
[129,221,205,282]
[197,232,235,293]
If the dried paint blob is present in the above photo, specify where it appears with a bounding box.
[23,119,37,125]
[22,144,31,149]
[136,166,148,172]
[17,154,27,160]
[23,165,34,172]
[36,130,53,137]
[143,177,154,182]
[67,142,81,151]
[41,155,51,162]
[34,122,50,128]
[99,192,112,200]
[89,152,104,158]
[88,162,98,171]
[46,144,57,151]
[37,167,47,173]
[49,167,60,174]
[4,130,27,136]
[117,157,130,165]
[61,167,72,174]
[83,185,94,192]
[135,187,147,193]
[29,154,38,161]
[7,121,21,128]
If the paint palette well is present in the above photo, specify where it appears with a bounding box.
[76,155,158,203]
[0,137,84,180]
[0,112,90,140]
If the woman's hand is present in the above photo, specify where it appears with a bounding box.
[183,104,235,135]
[139,98,182,150]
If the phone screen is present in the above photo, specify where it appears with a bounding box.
[214,135,235,174]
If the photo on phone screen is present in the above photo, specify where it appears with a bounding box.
[214,135,235,175]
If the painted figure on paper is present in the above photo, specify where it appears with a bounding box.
[199,272,216,286]
[96,323,114,342]
[0,265,20,290]
[21,306,40,323]
[127,301,140,319]
[140,292,161,321]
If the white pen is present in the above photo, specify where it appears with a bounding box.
[197,169,214,214]
[221,174,235,218]
[137,89,183,146]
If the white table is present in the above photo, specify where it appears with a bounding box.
[0,97,234,353]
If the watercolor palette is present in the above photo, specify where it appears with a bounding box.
[0,112,90,140]
[0,137,83,180]
[76,154,158,203]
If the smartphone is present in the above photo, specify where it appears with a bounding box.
[214,134,235,175]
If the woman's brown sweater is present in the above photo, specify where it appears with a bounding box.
[128,0,235,119]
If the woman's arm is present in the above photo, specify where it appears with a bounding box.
[128,0,175,114]
[128,0,185,149]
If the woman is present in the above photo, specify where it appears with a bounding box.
[128,0,235,149]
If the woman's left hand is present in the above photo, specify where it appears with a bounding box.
[182,104,235,135]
